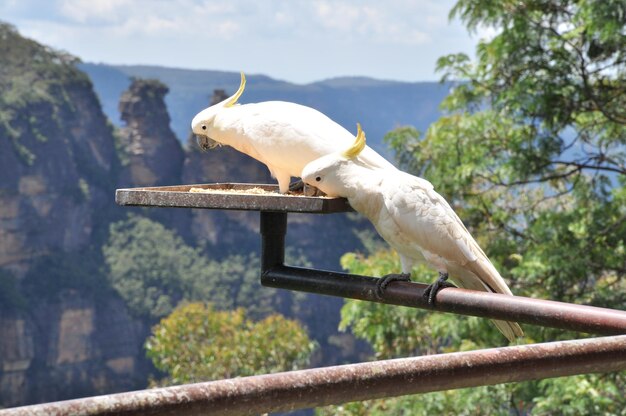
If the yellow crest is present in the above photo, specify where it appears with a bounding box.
[343,123,366,159]
[224,72,246,108]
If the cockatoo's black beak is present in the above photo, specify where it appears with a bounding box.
[196,135,220,151]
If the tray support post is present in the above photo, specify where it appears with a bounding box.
[260,211,287,274]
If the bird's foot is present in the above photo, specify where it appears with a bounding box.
[376,273,412,299]
[423,272,456,305]
[289,180,305,192]
[288,180,324,196]
[303,184,325,197]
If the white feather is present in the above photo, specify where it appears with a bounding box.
[301,154,523,342]
[192,100,395,192]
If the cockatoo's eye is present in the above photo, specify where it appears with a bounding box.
[201,125,207,130]
[315,176,322,182]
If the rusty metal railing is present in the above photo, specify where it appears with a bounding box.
[260,211,626,336]
[4,335,626,416]
[17,184,614,415]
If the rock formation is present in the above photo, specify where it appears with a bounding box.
[0,23,116,277]
[115,78,191,234]
[0,23,147,406]
[117,79,184,188]
[0,23,367,407]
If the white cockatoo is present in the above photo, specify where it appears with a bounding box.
[190,73,396,193]
[301,126,524,342]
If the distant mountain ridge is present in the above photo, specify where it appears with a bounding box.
[80,63,450,158]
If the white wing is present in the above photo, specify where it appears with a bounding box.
[380,171,523,341]
[383,171,513,295]
[217,101,396,176]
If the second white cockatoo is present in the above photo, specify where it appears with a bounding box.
[301,126,524,342]
[190,72,396,193]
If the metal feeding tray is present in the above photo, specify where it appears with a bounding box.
[115,182,353,213]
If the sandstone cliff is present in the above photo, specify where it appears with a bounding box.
[0,23,116,276]
[0,23,148,406]
[0,23,367,407]
[115,78,192,235]
[117,79,184,188]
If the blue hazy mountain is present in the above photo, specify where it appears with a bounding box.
[79,63,449,158]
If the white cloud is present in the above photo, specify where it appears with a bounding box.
[314,1,361,30]
[53,0,243,39]
[194,1,236,15]
[2,0,477,83]
[273,11,292,25]
[215,20,241,40]
[60,0,132,23]
[10,1,456,46]
[115,15,179,36]
[0,0,21,11]
[310,1,433,45]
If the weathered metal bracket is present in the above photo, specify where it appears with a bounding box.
[258,211,626,336]
[116,183,626,335]
[28,183,616,416]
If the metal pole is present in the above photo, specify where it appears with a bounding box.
[260,211,287,271]
[4,335,626,416]
[261,265,626,335]
[258,210,626,336]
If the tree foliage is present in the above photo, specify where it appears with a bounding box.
[145,302,316,385]
[0,268,25,312]
[319,250,626,415]
[321,0,625,414]
[396,0,626,308]
[103,215,308,320]
[22,250,110,301]
[103,215,203,319]
[0,23,89,164]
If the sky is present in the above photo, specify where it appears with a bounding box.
[0,0,485,84]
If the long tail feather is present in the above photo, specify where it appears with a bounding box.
[449,265,523,342]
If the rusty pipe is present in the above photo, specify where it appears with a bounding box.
[262,265,626,336]
[258,212,626,336]
[4,335,626,416]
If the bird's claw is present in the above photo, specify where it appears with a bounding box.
[423,272,456,305]
[287,180,324,196]
[303,184,325,197]
[289,180,305,192]
[376,273,411,299]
